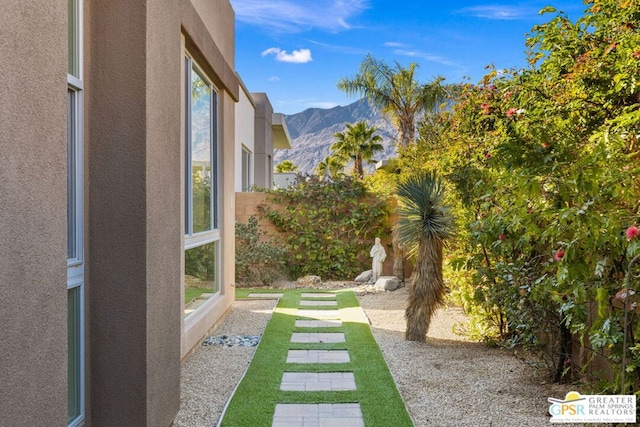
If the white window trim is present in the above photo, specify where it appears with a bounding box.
[67,0,85,424]
[184,53,222,300]
[241,145,252,192]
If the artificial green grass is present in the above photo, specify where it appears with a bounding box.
[220,289,413,426]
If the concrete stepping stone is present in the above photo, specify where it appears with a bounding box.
[291,332,345,343]
[272,403,364,427]
[280,372,356,391]
[299,300,337,307]
[296,309,339,319]
[286,349,350,364]
[300,293,336,299]
[295,320,342,328]
[247,293,283,299]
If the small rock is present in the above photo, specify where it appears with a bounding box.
[354,270,373,283]
[373,276,400,291]
[202,334,261,347]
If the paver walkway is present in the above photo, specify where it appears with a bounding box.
[273,292,364,427]
[234,290,411,427]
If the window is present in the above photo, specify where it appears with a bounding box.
[241,147,252,192]
[184,54,220,317]
[67,0,84,425]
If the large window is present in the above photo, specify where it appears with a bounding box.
[67,0,84,425]
[241,147,252,192]
[184,55,220,317]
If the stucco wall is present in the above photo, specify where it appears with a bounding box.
[87,0,183,424]
[253,93,274,189]
[0,1,68,425]
[235,81,256,192]
[190,0,235,64]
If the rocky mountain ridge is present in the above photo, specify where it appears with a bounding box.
[275,99,398,175]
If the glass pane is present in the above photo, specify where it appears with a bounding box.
[68,0,78,77]
[67,287,81,422]
[67,90,76,259]
[184,241,219,317]
[242,150,249,191]
[190,68,212,233]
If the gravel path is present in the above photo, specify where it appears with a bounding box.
[173,287,574,426]
[172,299,277,427]
[357,286,573,427]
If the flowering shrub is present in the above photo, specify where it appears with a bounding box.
[400,0,640,389]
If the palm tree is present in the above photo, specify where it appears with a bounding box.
[315,156,345,180]
[337,53,446,148]
[330,121,384,179]
[338,54,447,278]
[275,160,299,173]
[394,171,454,342]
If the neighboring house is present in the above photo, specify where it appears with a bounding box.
[235,88,291,192]
[1,1,238,426]
[252,93,292,190]
[235,79,257,192]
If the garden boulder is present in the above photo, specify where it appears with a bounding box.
[374,276,400,291]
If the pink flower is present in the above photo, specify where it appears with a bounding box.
[506,108,518,118]
[626,225,640,240]
[480,103,491,114]
[541,142,549,148]
[505,91,512,100]
[554,249,565,261]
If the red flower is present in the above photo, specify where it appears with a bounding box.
[541,142,549,148]
[499,234,506,241]
[480,103,491,114]
[554,249,565,261]
[506,108,518,118]
[626,225,640,240]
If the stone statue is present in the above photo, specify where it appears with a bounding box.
[370,237,387,282]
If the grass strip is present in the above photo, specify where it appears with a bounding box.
[221,289,413,426]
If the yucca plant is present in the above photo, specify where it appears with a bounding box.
[395,171,454,342]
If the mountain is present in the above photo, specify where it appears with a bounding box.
[275,99,398,175]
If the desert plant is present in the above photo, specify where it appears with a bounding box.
[338,54,448,278]
[395,171,455,341]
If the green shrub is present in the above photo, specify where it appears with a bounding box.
[235,216,287,287]
[259,175,391,280]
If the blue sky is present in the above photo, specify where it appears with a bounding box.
[231,0,587,115]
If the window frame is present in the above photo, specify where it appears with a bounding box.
[241,145,252,192]
[183,53,221,302]
[67,0,85,425]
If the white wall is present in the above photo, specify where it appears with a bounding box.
[234,81,255,191]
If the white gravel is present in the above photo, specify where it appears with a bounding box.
[172,299,276,427]
[173,286,576,427]
[357,286,574,427]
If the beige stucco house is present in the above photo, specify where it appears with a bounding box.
[235,88,291,192]
[1,0,240,425]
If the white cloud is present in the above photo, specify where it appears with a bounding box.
[262,47,313,64]
[268,76,280,82]
[393,49,456,67]
[230,0,370,33]
[455,5,532,20]
[383,42,406,48]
